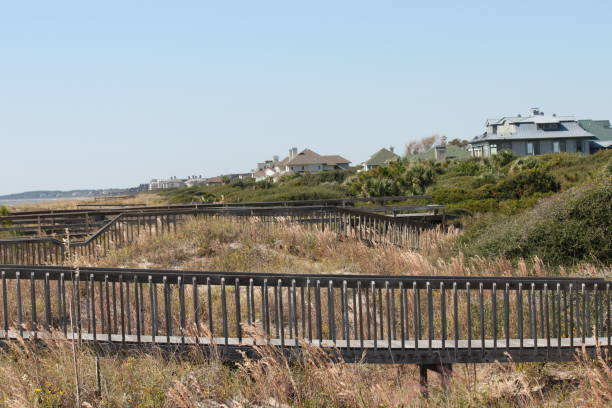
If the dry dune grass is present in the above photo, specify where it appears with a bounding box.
[0,216,610,407]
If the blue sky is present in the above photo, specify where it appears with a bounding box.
[1,1,611,195]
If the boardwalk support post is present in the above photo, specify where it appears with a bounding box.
[418,363,453,398]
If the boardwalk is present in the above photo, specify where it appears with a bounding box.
[0,205,440,265]
[0,265,609,365]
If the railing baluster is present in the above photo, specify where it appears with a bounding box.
[1,271,6,339]
[328,280,335,346]
[277,279,284,347]
[453,282,458,355]
[315,280,322,344]
[207,277,213,337]
[221,278,228,347]
[291,279,298,341]
[90,274,96,341]
[479,282,484,356]
[492,282,497,352]
[134,276,141,344]
[413,281,419,349]
[386,281,392,350]
[306,279,312,342]
[400,282,406,351]
[440,282,446,354]
[30,272,37,338]
[358,281,364,350]
[149,276,157,342]
[179,276,186,343]
[104,275,111,341]
[125,279,131,335]
[45,272,52,331]
[263,279,270,338]
[234,278,242,343]
[119,275,125,343]
[466,282,471,354]
[193,276,199,337]
[518,283,523,353]
[504,283,510,351]
[16,272,23,337]
[342,280,349,347]
[556,283,562,355]
[364,282,371,340]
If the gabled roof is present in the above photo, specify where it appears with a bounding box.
[285,149,350,166]
[579,120,612,141]
[473,114,594,143]
[364,148,400,165]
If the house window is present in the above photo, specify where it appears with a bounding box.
[553,141,560,153]
[490,144,498,155]
[539,123,559,130]
[577,141,582,153]
[527,142,534,155]
[560,140,566,152]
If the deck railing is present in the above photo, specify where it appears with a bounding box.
[0,206,438,265]
[0,265,609,364]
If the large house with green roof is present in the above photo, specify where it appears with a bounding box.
[468,108,596,157]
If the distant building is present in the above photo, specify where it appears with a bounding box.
[224,173,253,181]
[360,147,400,171]
[468,108,595,157]
[206,176,225,185]
[184,175,207,188]
[405,144,470,161]
[149,177,186,190]
[252,147,351,181]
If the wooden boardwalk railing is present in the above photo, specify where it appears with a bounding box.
[0,265,609,366]
[0,206,438,265]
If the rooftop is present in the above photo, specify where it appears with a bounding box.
[473,108,594,143]
[364,148,400,165]
[284,148,350,166]
[579,119,612,141]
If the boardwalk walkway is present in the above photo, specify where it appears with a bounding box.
[0,265,608,365]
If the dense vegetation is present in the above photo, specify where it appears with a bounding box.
[161,169,354,203]
[158,150,612,265]
[460,179,612,265]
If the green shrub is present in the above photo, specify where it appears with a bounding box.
[490,150,514,167]
[448,158,487,176]
[460,180,612,265]
[0,206,9,216]
[491,169,560,199]
[350,161,436,197]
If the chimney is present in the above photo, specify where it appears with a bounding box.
[273,155,279,162]
[434,145,446,161]
[289,147,298,159]
[530,107,540,116]
[389,146,394,153]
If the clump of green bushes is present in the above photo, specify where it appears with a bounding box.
[459,179,612,265]
[350,160,439,197]
[162,172,353,204]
